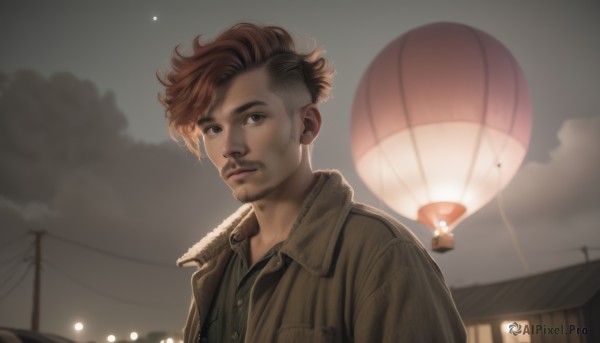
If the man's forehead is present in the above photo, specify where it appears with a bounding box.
[200,66,310,119]
[204,68,272,116]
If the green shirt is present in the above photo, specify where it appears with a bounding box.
[199,236,283,343]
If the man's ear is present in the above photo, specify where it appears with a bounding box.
[300,104,322,145]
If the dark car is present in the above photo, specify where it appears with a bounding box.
[0,328,77,343]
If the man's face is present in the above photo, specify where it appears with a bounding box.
[197,67,309,203]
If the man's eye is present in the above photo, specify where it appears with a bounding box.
[245,113,265,125]
[203,126,221,135]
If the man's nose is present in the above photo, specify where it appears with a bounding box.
[222,127,247,158]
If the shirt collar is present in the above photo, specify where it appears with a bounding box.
[177,169,355,275]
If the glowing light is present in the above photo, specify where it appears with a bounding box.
[152,16,158,21]
[107,335,116,342]
[166,338,174,343]
[74,322,84,331]
[439,220,447,227]
[130,332,139,341]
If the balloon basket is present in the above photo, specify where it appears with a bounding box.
[432,233,454,253]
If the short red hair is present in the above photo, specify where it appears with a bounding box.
[158,22,334,158]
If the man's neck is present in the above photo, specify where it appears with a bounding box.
[250,162,316,247]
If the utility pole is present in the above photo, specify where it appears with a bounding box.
[581,246,589,263]
[31,230,45,332]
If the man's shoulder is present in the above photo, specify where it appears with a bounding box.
[343,202,427,249]
[335,202,441,282]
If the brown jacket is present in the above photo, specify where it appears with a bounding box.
[177,170,466,342]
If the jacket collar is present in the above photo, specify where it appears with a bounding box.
[177,169,354,276]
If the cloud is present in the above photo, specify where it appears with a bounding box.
[0,70,239,335]
[0,70,128,204]
[504,115,600,222]
[439,115,600,286]
[0,70,236,238]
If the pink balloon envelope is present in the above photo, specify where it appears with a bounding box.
[351,22,532,252]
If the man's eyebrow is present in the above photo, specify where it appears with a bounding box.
[197,100,268,126]
[232,100,267,114]
[196,116,214,126]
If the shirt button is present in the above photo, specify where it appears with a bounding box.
[236,298,243,307]
[231,331,239,340]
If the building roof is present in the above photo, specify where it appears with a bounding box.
[451,260,600,321]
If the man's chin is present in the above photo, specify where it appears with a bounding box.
[232,186,275,204]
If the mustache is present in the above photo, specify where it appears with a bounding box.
[221,160,263,178]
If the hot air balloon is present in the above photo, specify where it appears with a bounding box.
[351,22,532,252]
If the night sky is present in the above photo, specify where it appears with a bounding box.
[1,1,599,342]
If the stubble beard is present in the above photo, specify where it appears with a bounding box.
[232,184,276,204]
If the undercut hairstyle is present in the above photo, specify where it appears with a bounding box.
[158,22,335,158]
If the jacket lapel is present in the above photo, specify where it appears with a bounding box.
[177,203,253,267]
[279,170,354,276]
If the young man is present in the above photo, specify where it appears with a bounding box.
[159,23,466,342]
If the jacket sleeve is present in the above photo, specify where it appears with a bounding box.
[353,239,467,342]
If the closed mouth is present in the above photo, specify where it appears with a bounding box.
[227,168,257,179]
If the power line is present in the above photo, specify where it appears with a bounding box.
[538,246,600,259]
[0,253,30,287]
[44,259,179,309]
[496,164,530,274]
[46,232,175,269]
[0,261,23,287]
[0,242,33,266]
[0,252,28,267]
[0,233,28,250]
[0,262,32,303]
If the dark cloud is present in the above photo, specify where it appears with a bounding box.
[0,71,127,203]
[0,70,239,339]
